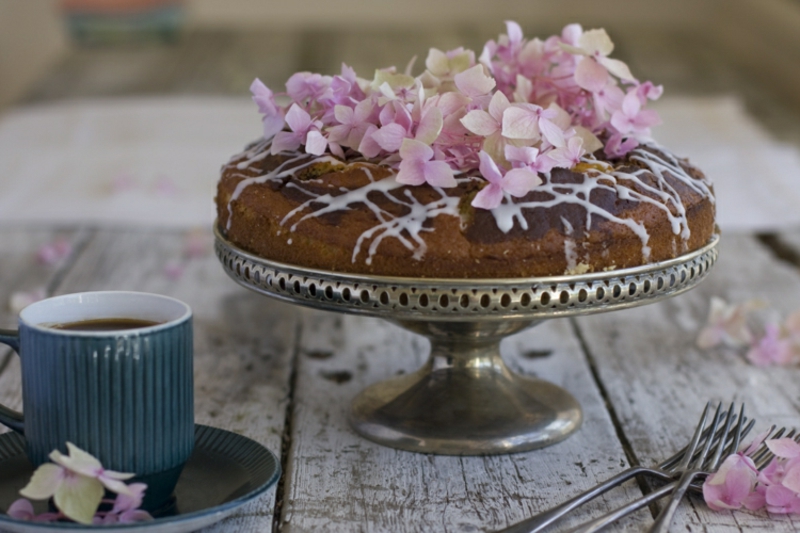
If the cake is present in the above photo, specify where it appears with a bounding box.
[216,22,715,278]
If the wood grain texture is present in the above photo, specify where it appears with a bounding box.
[574,233,800,531]
[280,311,650,532]
[23,228,299,531]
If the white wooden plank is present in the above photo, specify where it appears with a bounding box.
[574,233,800,532]
[38,228,300,532]
[282,310,651,532]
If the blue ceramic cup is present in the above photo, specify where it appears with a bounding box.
[0,291,194,510]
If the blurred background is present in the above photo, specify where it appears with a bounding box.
[2,0,800,140]
[2,0,800,231]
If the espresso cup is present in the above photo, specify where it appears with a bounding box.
[0,291,194,510]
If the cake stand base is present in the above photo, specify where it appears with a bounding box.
[215,224,719,455]
[349,320,582,455]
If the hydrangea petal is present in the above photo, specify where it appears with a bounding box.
[53,475,104,525]
[372,123,408,152]
[424,161,457,188]
[305,130,328,156]
[358,125,382,158]
[112,483,147,513]
[333,105,354,125]
[271,131,302,154]
[20,464,63,500]
[454,65,496,97]
[743,487,767,511]
[561,23,583,46]
[99,475,135,496]
[505,20,523,45]
[461,110,498,136]
[396,159,426,186]
[574,126,603,153]
[284,104,312,134]
[249,78,274,114]
[399,138,434,162]
[471,184,504,209]
[262,115,285,140]
[501,106,541,140]
[502,168,541,197]
[539,118,566,148]
[781,463,800,493]
[600,57,635,82]
[574,58,608,92]
[425,48,449,77]
[505,145,538,165]
[415,107,443,145]
[579,28,614,56]
[703,483,738,511]
[478,151,503,184]
[767,438,800,459]
[488,90,511,121]
[7,498,35,520]
[766,484,797,507]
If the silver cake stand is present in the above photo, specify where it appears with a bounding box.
[215,224,719,455]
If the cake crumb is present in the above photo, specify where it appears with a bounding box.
[565,263,591,275]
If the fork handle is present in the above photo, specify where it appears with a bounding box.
[565,482,675,533]
[648,470,702,533]
[495,466,662,533]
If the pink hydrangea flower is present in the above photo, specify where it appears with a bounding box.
[327,99,375,149]
[746,324,795,366]
[546,135,586,169]
[559,28,635,91]
[395,139,456,188]
[250,78,285,139]
[6,498,60,522]
[471,151,541,209]
[271,104,326,155]
[19,443,136,524]
[702,454,759,511]
[36,238,72,266]
[696,297,759,349]
[248,22,664,210]
[610,89,661,138]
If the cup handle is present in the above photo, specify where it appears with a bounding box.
[0,329,24,434]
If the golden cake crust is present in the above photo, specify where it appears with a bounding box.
[216,142,715,278]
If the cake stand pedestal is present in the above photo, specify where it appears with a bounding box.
[215,225,719,455]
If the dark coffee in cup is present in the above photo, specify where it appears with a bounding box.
[48,318,162,331]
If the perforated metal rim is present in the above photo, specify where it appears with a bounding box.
[215,224,719,321]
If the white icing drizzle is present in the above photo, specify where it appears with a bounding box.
[564,239,578,271]
[222,142,712,266]
[225,151,342,231]
[280,169,462,264]
[488,147,712,262]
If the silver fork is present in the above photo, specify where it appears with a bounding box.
[495,402,752,533]
[567,417,792,533]
[564,402,743,533]
[648,403,742,532]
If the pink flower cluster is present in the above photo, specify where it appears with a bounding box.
[697,297,800,366]
[704,434,800,514]
[251,21,662,209]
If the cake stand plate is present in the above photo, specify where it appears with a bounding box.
[215,225,719,455]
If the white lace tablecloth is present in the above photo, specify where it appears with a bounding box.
[0,95,798,232]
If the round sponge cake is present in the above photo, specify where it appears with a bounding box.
[216,140,715,278]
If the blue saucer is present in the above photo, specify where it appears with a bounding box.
[0,425,281,532]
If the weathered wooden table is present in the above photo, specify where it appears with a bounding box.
[3,26,800,532]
